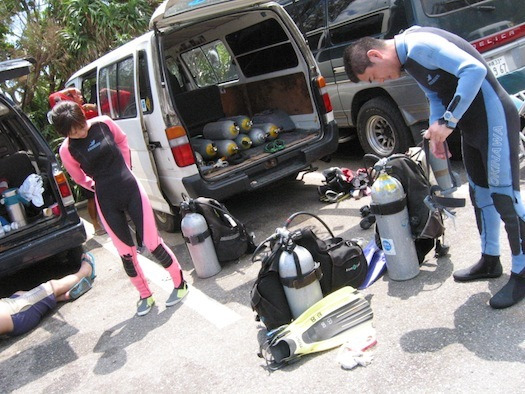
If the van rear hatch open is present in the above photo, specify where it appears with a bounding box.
[153,1,337,197]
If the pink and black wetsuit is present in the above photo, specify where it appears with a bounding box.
[59,116,182,298]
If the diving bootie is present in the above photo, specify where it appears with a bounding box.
[489,273,525,309]
[453,254,502,282]
[260,286,374,370]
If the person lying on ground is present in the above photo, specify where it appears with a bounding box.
[0,252,96,337]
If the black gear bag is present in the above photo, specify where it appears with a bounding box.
[250,212,368,330]
[181,197,256,263]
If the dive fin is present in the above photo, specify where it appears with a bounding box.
[263,286,374,368]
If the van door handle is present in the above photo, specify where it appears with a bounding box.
[333,66,345,74]
[148,141,161,151]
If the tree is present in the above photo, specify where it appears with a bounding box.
[0,0,162,134]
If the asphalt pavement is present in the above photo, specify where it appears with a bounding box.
[1,141,525,393]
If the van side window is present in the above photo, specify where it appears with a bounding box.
[81,72,97,105]
[181,40,238,88]
[138,51,153,114]
[328,0,381,24]
[98,57,137,119]
[329,14,384,44]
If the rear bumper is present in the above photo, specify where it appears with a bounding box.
[183,121,339,200]
[0,219,87,277]
[498,66,525,95]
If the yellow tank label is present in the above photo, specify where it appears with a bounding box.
[227,143,238,155]
[241,119,251,131]
[374,173,397,192]
[205,145,216,156]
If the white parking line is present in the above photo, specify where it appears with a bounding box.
[96,236,242,329]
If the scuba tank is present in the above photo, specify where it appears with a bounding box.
[252,122,281,140]
[425,142,458,197]
[369,159,419,281]
[278,230,323,318]
[226,115,252,133]
[203,120,240,140]
[215,139,239,157]
[234,134,253,150]
[1,188,28,227]
[191,138,218,160]
[248,127,268,146]
[180,201,221,278]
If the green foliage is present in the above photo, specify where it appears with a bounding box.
[1,0,162,142]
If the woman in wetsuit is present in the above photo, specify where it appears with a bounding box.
[50,101,188,316]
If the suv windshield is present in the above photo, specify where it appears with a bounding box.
[414,0,525,42]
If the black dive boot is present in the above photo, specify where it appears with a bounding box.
[489,273,525,309]
[453,254,502,282]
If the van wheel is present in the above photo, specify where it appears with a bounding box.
[357,97,412,158]
[154,210,180,233]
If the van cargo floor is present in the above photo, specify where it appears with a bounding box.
[201,129,319,178]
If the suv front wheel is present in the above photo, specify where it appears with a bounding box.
[356,97,412,157]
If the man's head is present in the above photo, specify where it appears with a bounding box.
[343,37,402,83]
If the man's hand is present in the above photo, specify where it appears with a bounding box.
[423,121,454,159]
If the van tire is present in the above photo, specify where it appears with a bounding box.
[154,210,180,233]
[356,97,412,158]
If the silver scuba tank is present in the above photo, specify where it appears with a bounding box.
[226,115,252,133]
[370,164,419,281]
[214,139,239,157]
[248,127,268,146]
[191,138,218,160]
[427,149,456,197]
[180,201,221,278]
[234,134,253,150]
[203,120,240,140]
[1,188,27,227]
[279,241,323,319]
[252,122,281,140]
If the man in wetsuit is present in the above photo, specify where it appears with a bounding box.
[343,26,524,309]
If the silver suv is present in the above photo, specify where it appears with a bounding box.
[280,0,525,158]
[280,0,429,157]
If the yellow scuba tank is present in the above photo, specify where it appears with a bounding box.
[215,139,239,157]
[191,138,218,160]
[203,120,240,140]
[234,134,253,150]
[248,127,268,146]
[252,122,281,140]
[226,115,252,133]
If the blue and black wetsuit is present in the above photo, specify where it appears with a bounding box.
[395,26,524,274]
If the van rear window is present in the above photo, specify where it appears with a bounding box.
[226,19,298,77]
[227,19,290,55]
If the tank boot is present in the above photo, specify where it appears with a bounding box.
[453,254,502,282]
[489,273,525,309]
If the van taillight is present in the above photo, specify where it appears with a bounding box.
[316,76,333,114]
[166,126,195,167]
[52,163,75,206]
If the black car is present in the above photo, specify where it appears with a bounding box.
[0,58,86,277]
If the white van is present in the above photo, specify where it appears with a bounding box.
[66,0,338,231]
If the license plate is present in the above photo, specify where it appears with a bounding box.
[488,56,509,78]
